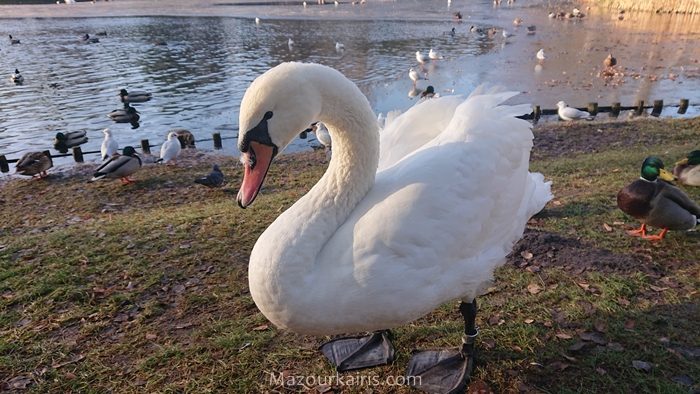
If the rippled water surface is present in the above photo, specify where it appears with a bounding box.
[0,0,699,165]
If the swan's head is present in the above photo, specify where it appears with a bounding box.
[237,63,322,208]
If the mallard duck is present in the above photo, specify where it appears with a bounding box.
[82,34,99,43]
[673,150,700,186]
[557,101,593,121]
[118,89,152,104]
[604,53,617,68]
[8,35,20,45]
[53,130,88,153]
[90,146,142,184]
[11,69,23,84]
[171,128,195,149]
[107,105,140,123]
[16,151,53,178]
[101,128,119,160]
[617,156,700,240]
[156,132,181,164]
[194,164,224,188]
[420,85,436,99]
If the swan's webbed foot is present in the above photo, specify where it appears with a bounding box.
[319,330,395,371]
[406,300,478,394]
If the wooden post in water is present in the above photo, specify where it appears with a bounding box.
[587,102,598,116]
[533,105,541,122]
[72,147,84,163]
[651,100,663,117]
[140,139,151,155]
[678,98,689,114]
[213,133,223,150]
[634,100,645,116]
[0,155,8,173]
[611,102,621,118]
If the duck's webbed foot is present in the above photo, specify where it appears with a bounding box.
[319,330,395,371]
[406,299,478,394]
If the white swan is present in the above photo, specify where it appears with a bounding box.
[557,101,593,121]
[236,63,552,389]
[100,128,119,160]
[157,132,182,163]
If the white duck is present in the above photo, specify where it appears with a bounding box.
[236,63,552,391]
[100,128,119,160]
[557,101,593,121]
[157,132,182,163]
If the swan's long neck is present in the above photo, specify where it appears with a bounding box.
[249,68,379,324]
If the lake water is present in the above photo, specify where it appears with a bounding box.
[0,0,699,166]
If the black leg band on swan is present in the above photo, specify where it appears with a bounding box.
[319,330,395,372]
[406,299,479,394]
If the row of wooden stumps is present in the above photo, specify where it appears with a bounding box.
[529,98,690,122]
[0,132,228,173]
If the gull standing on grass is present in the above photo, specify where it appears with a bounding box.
[157,132,182,164]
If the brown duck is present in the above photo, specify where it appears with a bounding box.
[16,151,53,178]
[617,156,700,240]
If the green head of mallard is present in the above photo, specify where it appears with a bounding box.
[675,150,700,167]
[640,156,675,182]
[55,132,66,141]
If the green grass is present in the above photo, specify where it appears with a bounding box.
[1,119,699,393]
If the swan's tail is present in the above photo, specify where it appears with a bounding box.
[525,172,553,218]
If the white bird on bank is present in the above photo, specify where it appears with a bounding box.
[335,42,345,51]
[157,132,182,163]
[288,38,295,48]
[100,128,119,160]
[557,101,594,121]
[255,17,261,24]
[428,48,443,60]
[313,122,332,149]
[536,48,546,61]
[235,63,552,391]
[415,50,429,65]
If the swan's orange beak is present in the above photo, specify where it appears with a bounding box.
[237,141,275,208]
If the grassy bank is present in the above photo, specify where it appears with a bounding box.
[1,118,699,393]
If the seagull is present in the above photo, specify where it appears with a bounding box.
[195,164,225,188]
[536,48,546,61]
[303,1,307,6]
[428,48,443,60]
[415,50,429,65]
[10,69,23,84]
[100,128,119,160]
[255,17,261,24]
[157,132,182,164]
[335,42,345,51]
[334,0,339,5]
[312,122,332,149]
[604,53,617,67]
[557,101,594,121]
[288,38,295,48]
[408,67,426,85]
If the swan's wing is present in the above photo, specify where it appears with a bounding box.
[318,92,551,320]
[378,95,463,171]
